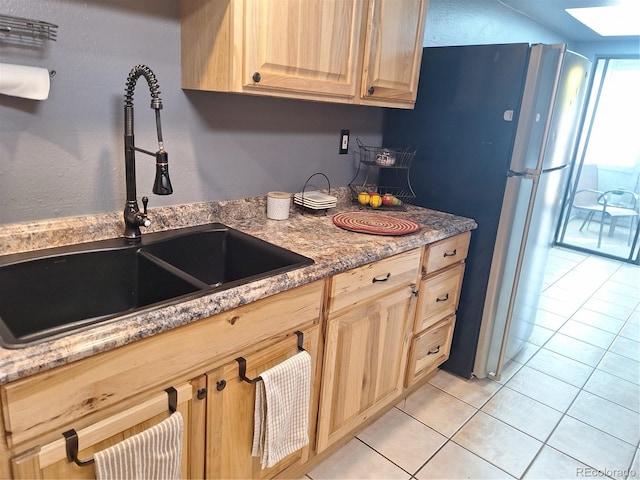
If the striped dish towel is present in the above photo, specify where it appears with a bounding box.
[251,350,311,469]
[93,411,183,480]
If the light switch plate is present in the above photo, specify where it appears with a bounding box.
[339,129,350,154]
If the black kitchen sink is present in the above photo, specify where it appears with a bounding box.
[142,225,310,288]
[0,223,313,348]
[0,248,201,346]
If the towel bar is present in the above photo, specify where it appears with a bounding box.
[236,331,305,384]
[63,386,178,467]
[62,429,95,467]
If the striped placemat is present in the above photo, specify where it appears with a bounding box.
[332,212,421,235]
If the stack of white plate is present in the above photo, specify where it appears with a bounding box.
[293,190,338,210]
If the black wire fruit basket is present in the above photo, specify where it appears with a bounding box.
[356,139,416,168]
[348,139,417,210]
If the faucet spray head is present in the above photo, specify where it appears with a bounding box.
[153,150,173,195]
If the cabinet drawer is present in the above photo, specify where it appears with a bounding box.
[415,263,465,333]
[327,249,421,314]
[406,316,455,387]
[423,232,470,275]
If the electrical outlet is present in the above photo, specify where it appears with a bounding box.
[339,129,350,154]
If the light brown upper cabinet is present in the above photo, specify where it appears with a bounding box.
[360,0,428,107]
[181,0,428,109]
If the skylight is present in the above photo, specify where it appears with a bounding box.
[565,4,640,36]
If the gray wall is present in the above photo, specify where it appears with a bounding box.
[423,0,566,47]
[1,0,634,225]
[0,0,383,224]
[572,39,640,61]
[422,0,639,61]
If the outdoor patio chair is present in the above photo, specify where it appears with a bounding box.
[575,185,639,248]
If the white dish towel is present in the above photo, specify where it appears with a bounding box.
[93,411,183,480]
[251,350,311,469]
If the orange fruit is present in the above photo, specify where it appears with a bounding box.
[358,191,371,205]
[369,193,382,208]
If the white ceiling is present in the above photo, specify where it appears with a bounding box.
[498,0,640,42]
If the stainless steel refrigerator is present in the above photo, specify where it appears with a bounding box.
[382,43,591,380]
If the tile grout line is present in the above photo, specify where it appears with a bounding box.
[444,250,638,477]
[519,253,639,479]
[397,384,519,479]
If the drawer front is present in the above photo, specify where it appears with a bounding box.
[415,263,465,333]
[328,249,421,314]
[423,231,470,275]
[406,316,455,387]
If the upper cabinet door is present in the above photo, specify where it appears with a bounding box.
[243,0,365,99]
[360,0,428,107]
[181,0,428,108]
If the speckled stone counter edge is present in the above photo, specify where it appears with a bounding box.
[0,188,477,384]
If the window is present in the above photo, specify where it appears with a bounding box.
[556,56,640,264]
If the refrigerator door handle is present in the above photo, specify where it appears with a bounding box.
[487,173,540,381]
[541,164,569,174]
[507,169,537,178]
[507,169,540,177]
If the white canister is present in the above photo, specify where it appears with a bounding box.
[266,191,291,220]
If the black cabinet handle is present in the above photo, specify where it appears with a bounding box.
[367,86,375,95]
[372,272,391,283]
[443,249,457,258]
[436,293,450,303]
[427,345,441,355]
[252,72,261,83]
[197,387,208,399]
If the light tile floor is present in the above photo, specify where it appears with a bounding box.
[307,247,640,480]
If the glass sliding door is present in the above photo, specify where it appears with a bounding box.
[556,56,640,264]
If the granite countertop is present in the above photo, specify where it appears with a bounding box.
[0,190,476,385]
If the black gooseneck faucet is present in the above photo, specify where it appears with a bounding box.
[123,65,173,242]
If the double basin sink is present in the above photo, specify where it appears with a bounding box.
[0,224,313,348]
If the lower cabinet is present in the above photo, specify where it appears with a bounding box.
[204,326,321,479]
[1,281,323,480]
[316,284,417,453]
[1,235,472,480]
[406,232,470,387]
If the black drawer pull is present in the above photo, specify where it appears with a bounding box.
[372,272,391,283]
[252,72,261,83]
[443,249,457,258]
[427,345,441,355]
[436,293,450,302]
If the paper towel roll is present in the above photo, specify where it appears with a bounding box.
[0,63,50,100]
